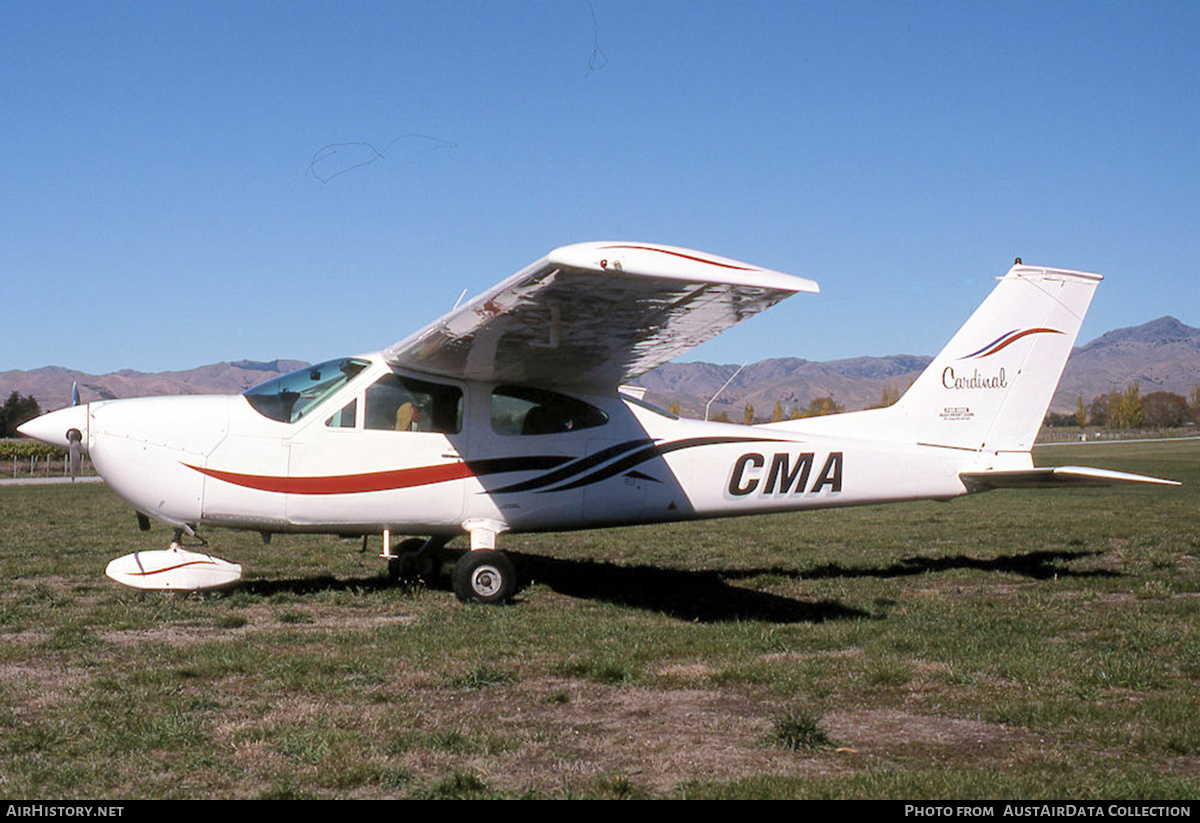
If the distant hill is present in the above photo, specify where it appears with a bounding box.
[638,355,933,420]
[0,360,307,412]
[2,317,1197,420]
[1051,317,1200,412]
[642,316,1199,419]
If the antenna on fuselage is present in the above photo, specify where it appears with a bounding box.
[704,361,747,421]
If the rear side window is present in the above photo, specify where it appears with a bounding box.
[490,386,608,436]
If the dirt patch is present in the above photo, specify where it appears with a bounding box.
[95,608,416,646]
[824,708,1034,766]
[370,677,1035,795]
[0,660,91,712]
[394,679,820,794]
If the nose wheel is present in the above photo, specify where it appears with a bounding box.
[452,550,516,604]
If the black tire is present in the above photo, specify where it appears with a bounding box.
[452,550,516,604]
[387,537,430,582]
[419,543,445,587]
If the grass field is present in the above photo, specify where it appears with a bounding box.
[0,440,1196,799]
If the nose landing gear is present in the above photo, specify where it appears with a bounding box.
[105,529,243,591]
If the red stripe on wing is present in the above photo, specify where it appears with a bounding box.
[595,244,759,272]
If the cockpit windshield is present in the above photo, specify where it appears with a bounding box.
[244,358,370,423]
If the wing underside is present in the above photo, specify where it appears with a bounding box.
[384,242,818,391]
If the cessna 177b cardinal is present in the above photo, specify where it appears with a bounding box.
[18,242,1177,602]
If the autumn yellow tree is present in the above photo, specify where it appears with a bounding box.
[1113,381,1142,429]
[870,383,902,409]
[800,397,844,418]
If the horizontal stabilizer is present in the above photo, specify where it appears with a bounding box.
[960,466,1179,492]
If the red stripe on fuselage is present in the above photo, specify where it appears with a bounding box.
[185,462,473,495]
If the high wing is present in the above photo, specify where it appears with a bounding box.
[384,242,819,392]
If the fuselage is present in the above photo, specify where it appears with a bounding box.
[21,354,975,539]
[18,253,1158,605]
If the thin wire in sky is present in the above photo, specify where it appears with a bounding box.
[584,1,608,77]
[306,134,457,184]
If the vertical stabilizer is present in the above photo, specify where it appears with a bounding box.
[888,264,1101,454]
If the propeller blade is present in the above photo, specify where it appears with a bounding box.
[66,428,83,480]
[67,385,83,480]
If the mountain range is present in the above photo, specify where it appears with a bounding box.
[642,316,1200,419]
[3,317,1197,420]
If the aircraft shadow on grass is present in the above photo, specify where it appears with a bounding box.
[235,549,862,624]
[505,552,868,624]
[724,548,1122,583]
[234,548,1115,624]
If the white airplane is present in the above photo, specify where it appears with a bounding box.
[18,242,1177,602]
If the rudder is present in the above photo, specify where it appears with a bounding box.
[889,263,1101,454]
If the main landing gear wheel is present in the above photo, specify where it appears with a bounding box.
[452,550,516,604]
[387,537,444,586]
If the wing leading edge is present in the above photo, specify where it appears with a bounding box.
[384,242,819,392]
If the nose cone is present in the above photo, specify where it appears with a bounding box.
[17,405,89,450]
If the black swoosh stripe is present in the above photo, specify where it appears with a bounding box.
[541,436,788,493]
[489,439,650,493]
[478,435,793,495]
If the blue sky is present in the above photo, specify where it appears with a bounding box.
[3,1,1196,374]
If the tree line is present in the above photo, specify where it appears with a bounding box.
[1045,381,1200,429]
[676,380,1200,429]
[0,392,41,438]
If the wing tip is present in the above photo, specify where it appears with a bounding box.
[549,241,819,294]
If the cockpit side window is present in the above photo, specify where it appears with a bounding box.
[490,386,608,436]
[326,398,358,429]
[365,374,463,434]
[244,358,369,423]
